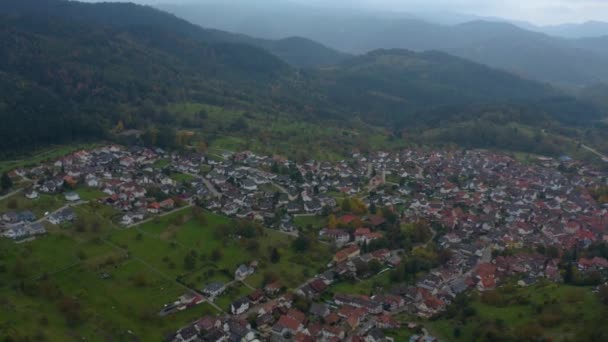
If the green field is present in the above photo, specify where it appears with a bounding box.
[0,204,331,341]
[293,215,327,230]
[330,270,393,296]
[75,187,106,201]
[169,173,195,183]
[0,193,66,218]
[427,282,608,342]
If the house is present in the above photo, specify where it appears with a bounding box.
[235,264,255,280]
[376,313,400,329]
[147,202,161,214]
[121,212,144,226]
[272,315,303,337]
[201,328,226,342]
[17,211,36,223]
[175,324,198,342]
[48,208,76,225]
[309,303,330,319]
[334,244,361,263]
[65,192,81,202]
[196,316,222,332]
[320,229,350,246]
[40,180,58,193]
[160,198,175,210]
[264,282,282,296]
[230,297,250,315]
[248,289,265,305]
[365,328,386,342]
[2,211,18,223]
[25,190,39,200]
[3,225,28,240]
[476,263,498,291]
[202,282,226,298]
[241,179,258,191]
[354,228,383,245]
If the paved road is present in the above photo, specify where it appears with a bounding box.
[126,204,193,228]
[184,171,222,198]
[582,144,608,162]
[0,188,23,201]
[37,200,89,224]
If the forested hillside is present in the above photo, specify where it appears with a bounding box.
[0,0,604,158]
[0,0,347,68]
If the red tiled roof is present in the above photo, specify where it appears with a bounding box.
[276,315,302,332]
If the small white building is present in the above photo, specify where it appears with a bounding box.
[25,190,39,200]
[65,192,80,202]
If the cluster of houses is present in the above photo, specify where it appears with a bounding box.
[171,286,404,342]
[5,144,608,340]
[0,210,46,241]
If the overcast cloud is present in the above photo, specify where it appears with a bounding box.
[87,0,608,25]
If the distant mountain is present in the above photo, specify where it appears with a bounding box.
[159,1,608,86]
[0,0,348,68]
[536,21,608,39]
[309,49,559,124]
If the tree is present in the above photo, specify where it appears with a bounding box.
[292,236,311,252]
[270,248,281,264]
[211,248,223,262]
[599,285,608,305]
[327,214,338,229]
[341,198,352,212]
[1,172,12,191]
[369,202,377,215]
[115,120,125,132]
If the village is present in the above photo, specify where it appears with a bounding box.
[1,144,608,342]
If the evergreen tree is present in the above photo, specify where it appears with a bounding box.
[1,172,13,191]
[270,248,281,263]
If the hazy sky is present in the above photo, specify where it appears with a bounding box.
[339,0,608,25]
[86,0,608,25]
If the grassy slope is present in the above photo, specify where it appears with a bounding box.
[0,203,331,340]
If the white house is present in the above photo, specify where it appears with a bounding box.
[25,190,39,200]
[65,192,80,202]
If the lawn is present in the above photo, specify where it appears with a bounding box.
[427,282,608,342]
[294,215,327,230]
[75,187,106,201]
[170,173,195,183]
[0,193,66,217]
[330,270,393,296]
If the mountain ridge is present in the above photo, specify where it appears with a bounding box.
[158,1,608,86]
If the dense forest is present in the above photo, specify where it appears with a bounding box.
[0,0,605,157]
